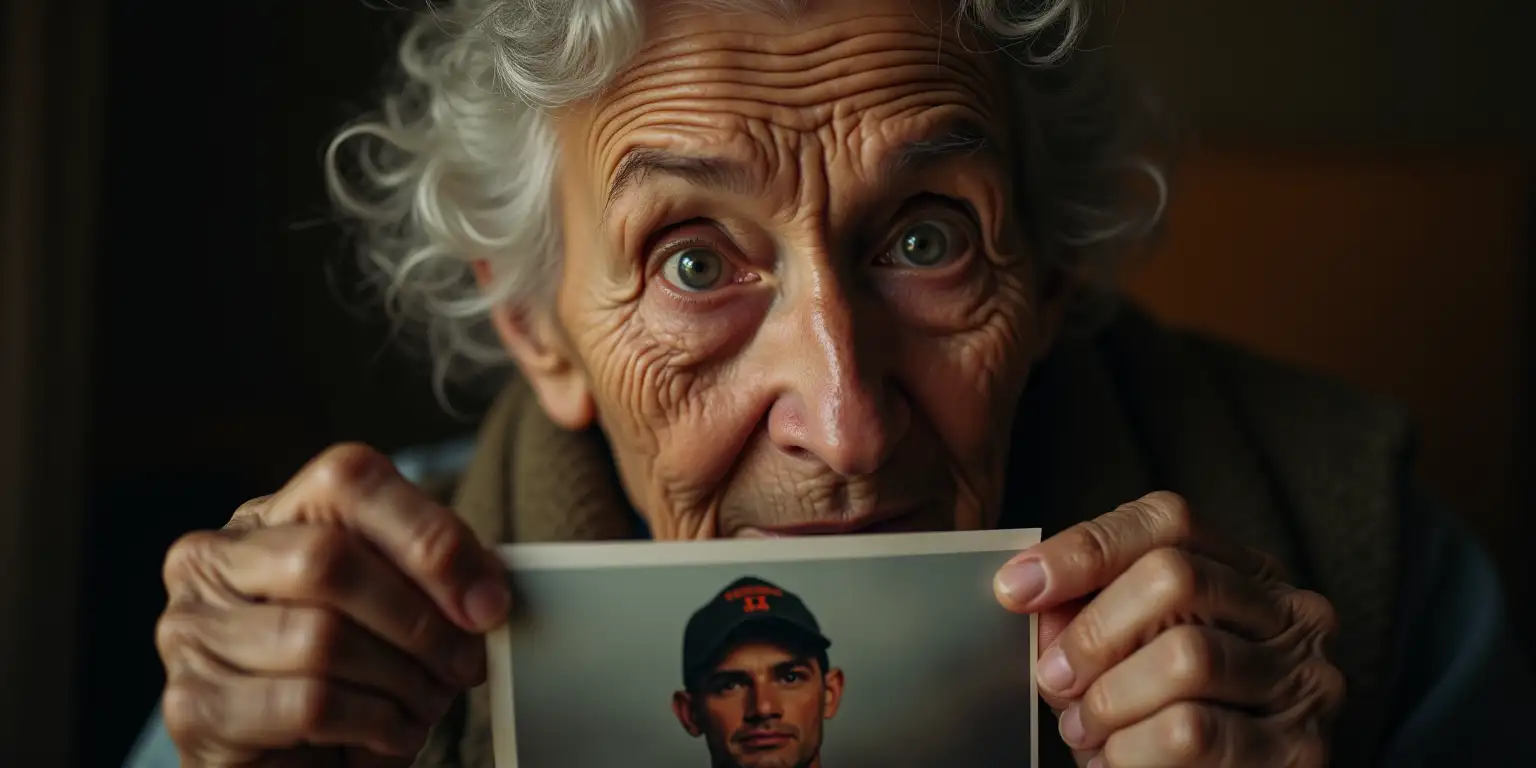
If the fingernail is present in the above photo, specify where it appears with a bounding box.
[1038,646,1075,693]
[998,559,1047,606]
[1059,704,1085,747]
[463,577,511,631]
[1086,757,1105,768]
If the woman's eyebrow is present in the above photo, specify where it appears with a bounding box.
[602,119,998,220]
[883,119,996,178]
[603,149,757,220]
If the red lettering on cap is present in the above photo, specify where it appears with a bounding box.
[722,586,784,602]
[742,596,770,612]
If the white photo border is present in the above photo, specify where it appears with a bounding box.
[486,528,1042,768]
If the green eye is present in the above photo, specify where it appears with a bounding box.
[665,247,727,292]
[891,221,955,267]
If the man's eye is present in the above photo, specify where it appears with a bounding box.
[886,220,960,268]
[662,247,729,292]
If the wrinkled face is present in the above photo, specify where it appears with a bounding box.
[674,642,842,768]
[500,0,1064,538]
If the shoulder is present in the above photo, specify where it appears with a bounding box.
[1112,309,1416,590]
[1098,305,1416,763]
[1110,305,1416,476]
[1179,328,1418,514]
[1192,333,1409,446]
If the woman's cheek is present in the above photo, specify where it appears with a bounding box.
[898,289,1032,451]
[587,330,679,451]
[637,278,774,366]
[876,254,997,331]
[582,282,764,433]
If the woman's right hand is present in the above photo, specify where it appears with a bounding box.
[155,443,511,767]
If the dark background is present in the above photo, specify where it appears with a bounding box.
[80,5,478,765]
[2,2,1532,766]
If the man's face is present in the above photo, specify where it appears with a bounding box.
[672,641,845,768]
[495,0,1065,538]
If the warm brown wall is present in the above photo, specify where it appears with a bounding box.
[1112,0,1536,149]
[1121,148,1532,636]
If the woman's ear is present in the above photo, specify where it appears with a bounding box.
[477,261,595,430]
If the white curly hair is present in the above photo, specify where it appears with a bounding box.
[324,0,1165,390]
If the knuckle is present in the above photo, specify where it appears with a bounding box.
[279,677,333,734]
[1060,521,1114,578]
[403,606,450,657]
[1307,661,1348,716]
[280,606,344,672]
[1080,681,1117,725]
[281,526,354,594]
[1139,490,1195,540]
[1165,625,1215,693]
[1293,590,1340,637]
[1281,660,1347,720]
[1065,606,1112,662]
[225,495,273,530]
[1142,547,1199,607]
[154,607,208,659]
[162,531,227,590]
[308,442,394,497]
[162,679,219,746]
[402,507,471,578]
[1161,702,1214,761]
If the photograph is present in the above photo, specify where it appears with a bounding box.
[487,529,1042,768]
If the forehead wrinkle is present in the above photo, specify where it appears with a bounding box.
[577,14,1008,174]
[602,147,760,221]
[617,11,973,80]
[590,11,1002,135]
[583,74,1004,192]
[595,58,996,129]
[586,108,730,182]
[571,5,1013,228]
[611,32,993,97]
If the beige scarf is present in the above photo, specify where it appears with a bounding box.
[413,305,1411,768]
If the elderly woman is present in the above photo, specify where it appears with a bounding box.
[138,0,1534,767]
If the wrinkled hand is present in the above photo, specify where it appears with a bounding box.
[994,492,1342,768]
[155,443,513,767]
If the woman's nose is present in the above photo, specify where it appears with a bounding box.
[765,269,909,477]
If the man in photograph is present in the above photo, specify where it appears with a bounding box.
[672,577,846,768]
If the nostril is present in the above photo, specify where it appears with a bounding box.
[767,394,811,450]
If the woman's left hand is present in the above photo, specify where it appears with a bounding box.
[994,491,1344,768]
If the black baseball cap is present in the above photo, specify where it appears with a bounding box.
[682,576,831,686]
